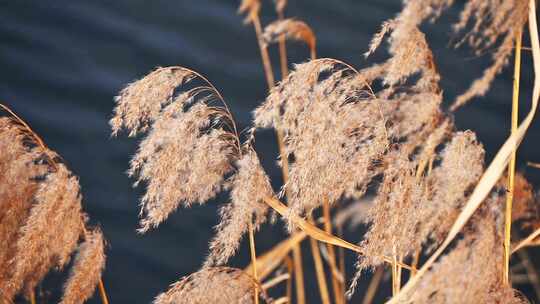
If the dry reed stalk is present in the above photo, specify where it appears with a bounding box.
[249,220,259,304]
[308,216,330,304]
[283,255,293,302]
[361,267,384,304]
[322,199,344,304]
[245,231,307,280]
[512,227,540,254]
[387,1,540,301]
[505,26,523,285]
[241,3,311,303]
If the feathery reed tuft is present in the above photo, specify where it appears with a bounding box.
[153,267,267,304]
[0,107,106,303]
[205,149,274,267]
[111,66,241,232]
[254,59,388,224]
[60,228,106,304]
[408,207,525,303]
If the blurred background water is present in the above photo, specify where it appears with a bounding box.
[2,0,540,303]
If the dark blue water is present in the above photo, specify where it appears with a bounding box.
[2,0,540,303]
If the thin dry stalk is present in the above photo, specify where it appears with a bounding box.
[248,220,259,304]
[512,227,540,254]
[505,26,523,285]
[308,217,331,304]
[323,199,343,304]
[362,267,384,304]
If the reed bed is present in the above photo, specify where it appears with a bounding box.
[3,0,540,303]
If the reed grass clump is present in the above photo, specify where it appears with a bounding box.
[109,0,540,303]
[0,107,107,303]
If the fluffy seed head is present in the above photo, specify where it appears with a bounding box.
[153,267,266,304]
[60,228,106,304]
[205,149,274,267]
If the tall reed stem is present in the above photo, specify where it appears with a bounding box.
[251,12,305,304]
[277,10,289,78]
[323,199,344,304]
[362,267,384,304]
[98,279,110,304]
[309,216,331,304]
[248,219,259,304]
[504,27,523,285]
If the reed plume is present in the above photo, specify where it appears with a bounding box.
[60,228,106,304]
[408,207,525,303]
[254,59,388,224]
[379,0,528,110]
[205,149,274,266]
[0,108,106,303]
[153,267,268,304]
[111,67,241,232]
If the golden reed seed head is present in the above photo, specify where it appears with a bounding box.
[205,149,274,267]
[262,19,316,53]
[60,228,106,304]
[0,113,105,302]
[111,67,195,136]
[409,209,526,303]
[153,267,267,304]
[4,164,85,300]
[254,59,388,226]
[111,67,241,233]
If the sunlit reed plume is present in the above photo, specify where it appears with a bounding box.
[0,110,105,303]
[60,228,106,304]
[153,267,268,304]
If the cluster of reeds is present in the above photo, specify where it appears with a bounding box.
[109,0,540,303]
[0,105,107,304]
[3,0,540,303]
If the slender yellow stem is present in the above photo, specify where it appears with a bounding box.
[292,245,306,304]
[391,248,399,296]
[248,219,259,304]
[309,216,331,304]
[248,220,259,304]
[512,227,540,254]
[252,14,275,91]
[323,199,343,304]
[362,267,384,304]
[278,10,289,78]
[284,256,294,303]
[504,27,523,285]
[337,226,346,301]
[98,279,110,304]
[30,291,36,304]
